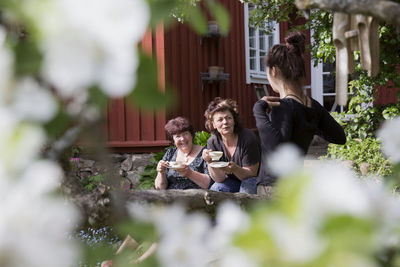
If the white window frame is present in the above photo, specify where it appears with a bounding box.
[244,3,280,84]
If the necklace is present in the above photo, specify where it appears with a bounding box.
[285,93,308,106]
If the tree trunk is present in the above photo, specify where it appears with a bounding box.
[127,189,272,215]
[295,0,400,27]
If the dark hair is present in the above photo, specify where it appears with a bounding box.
[164,117,194,141]
[265,32,306,82]
[204,97,241,135]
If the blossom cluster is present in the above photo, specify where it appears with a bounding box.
[128,144,400,267]
[0,0,150,265]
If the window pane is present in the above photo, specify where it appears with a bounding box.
[249,37,255,48]
[260,58,265,72]
[250,49,256,57]
[250,58,256,70]
[249,27,255,37]
[268,36,273,51]
[323,62,334,72]
[323,74,335,94]
[259,34,265,51]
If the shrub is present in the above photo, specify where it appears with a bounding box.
[323,137,392,177]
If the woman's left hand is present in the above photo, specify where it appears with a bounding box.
[176,164,192,177]
[221,161,238,175]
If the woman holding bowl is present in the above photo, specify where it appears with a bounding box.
[202,97,260,193]
[155,117,213,190]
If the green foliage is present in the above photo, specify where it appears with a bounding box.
[137,131,211,189]
[82,173,107,191]
[206,0,231,35]
[193,130,211,146]
[137,147,171,189]
[323,138,392,177]
[13,37,43,76]
[382,105,400,120]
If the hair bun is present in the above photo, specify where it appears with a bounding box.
[284,32,305,55]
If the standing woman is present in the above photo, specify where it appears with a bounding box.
[253,32,346,194]
[203,97,260,193]
[155,117,212,190]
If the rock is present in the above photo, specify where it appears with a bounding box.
[137,166,145,173]
[109,153,126,163]
[359,162,371,175]
[126,171,141,188]
[121,155,133,172]
[342,160,355,169]
[79,159,95,169]
[131,154,153,167]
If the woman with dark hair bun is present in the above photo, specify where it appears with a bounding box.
[155,117,212,190]
[203,97,260,193]
[253,32,346,195]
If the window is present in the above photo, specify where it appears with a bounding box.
[244,4,279,84]
[311,61,347,112]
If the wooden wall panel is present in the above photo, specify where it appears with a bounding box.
[106,25,169,153]
[165,0,260,133]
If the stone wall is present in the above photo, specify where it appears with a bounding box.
[71,153,154,190]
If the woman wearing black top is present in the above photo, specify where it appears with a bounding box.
[253,32,346,194]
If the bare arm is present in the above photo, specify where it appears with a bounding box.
[176,165,211,189]
[222,162,260,181]
[155,160,168,190]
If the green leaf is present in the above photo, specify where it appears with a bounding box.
[207,0,231,36]
[43,107,72,140]
[13,38,42,76]
[146,0,180,28]
[87,86,108,111]
[186,5,208,35]
[128,51,176,111]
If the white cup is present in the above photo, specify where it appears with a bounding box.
[169,161,184,168]
[209,151,223,161]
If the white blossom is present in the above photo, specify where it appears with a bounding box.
[0,160,80,267]
[267,215,324,263]
[377,116,400,163]
[267,144,303,177]
[20,0,150,98]
[217,247,258,267]
[303,163,371,220]
[0,109,45,174]
[12,77,58,122]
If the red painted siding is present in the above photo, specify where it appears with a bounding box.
[105,2,314,152]
[374,82,399,105]
[165,0,260,133]
[106,26,170,153]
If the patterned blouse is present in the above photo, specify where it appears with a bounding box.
[162,146,211,189]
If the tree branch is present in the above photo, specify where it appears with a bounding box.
[295,0,400,27]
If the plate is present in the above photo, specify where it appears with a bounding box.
[168,161,184,170]
[209,161,229,168]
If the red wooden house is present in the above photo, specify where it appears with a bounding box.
[105,1,397,153]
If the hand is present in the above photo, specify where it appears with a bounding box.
[261,96,280,108]
[202,149,212,163]
[157,160,168,173]
[176,164,192,177]
[221,161,238,175]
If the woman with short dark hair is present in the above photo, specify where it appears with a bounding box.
[203,97,260,193]
[253,32,346,195]
[155,117,212,190]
